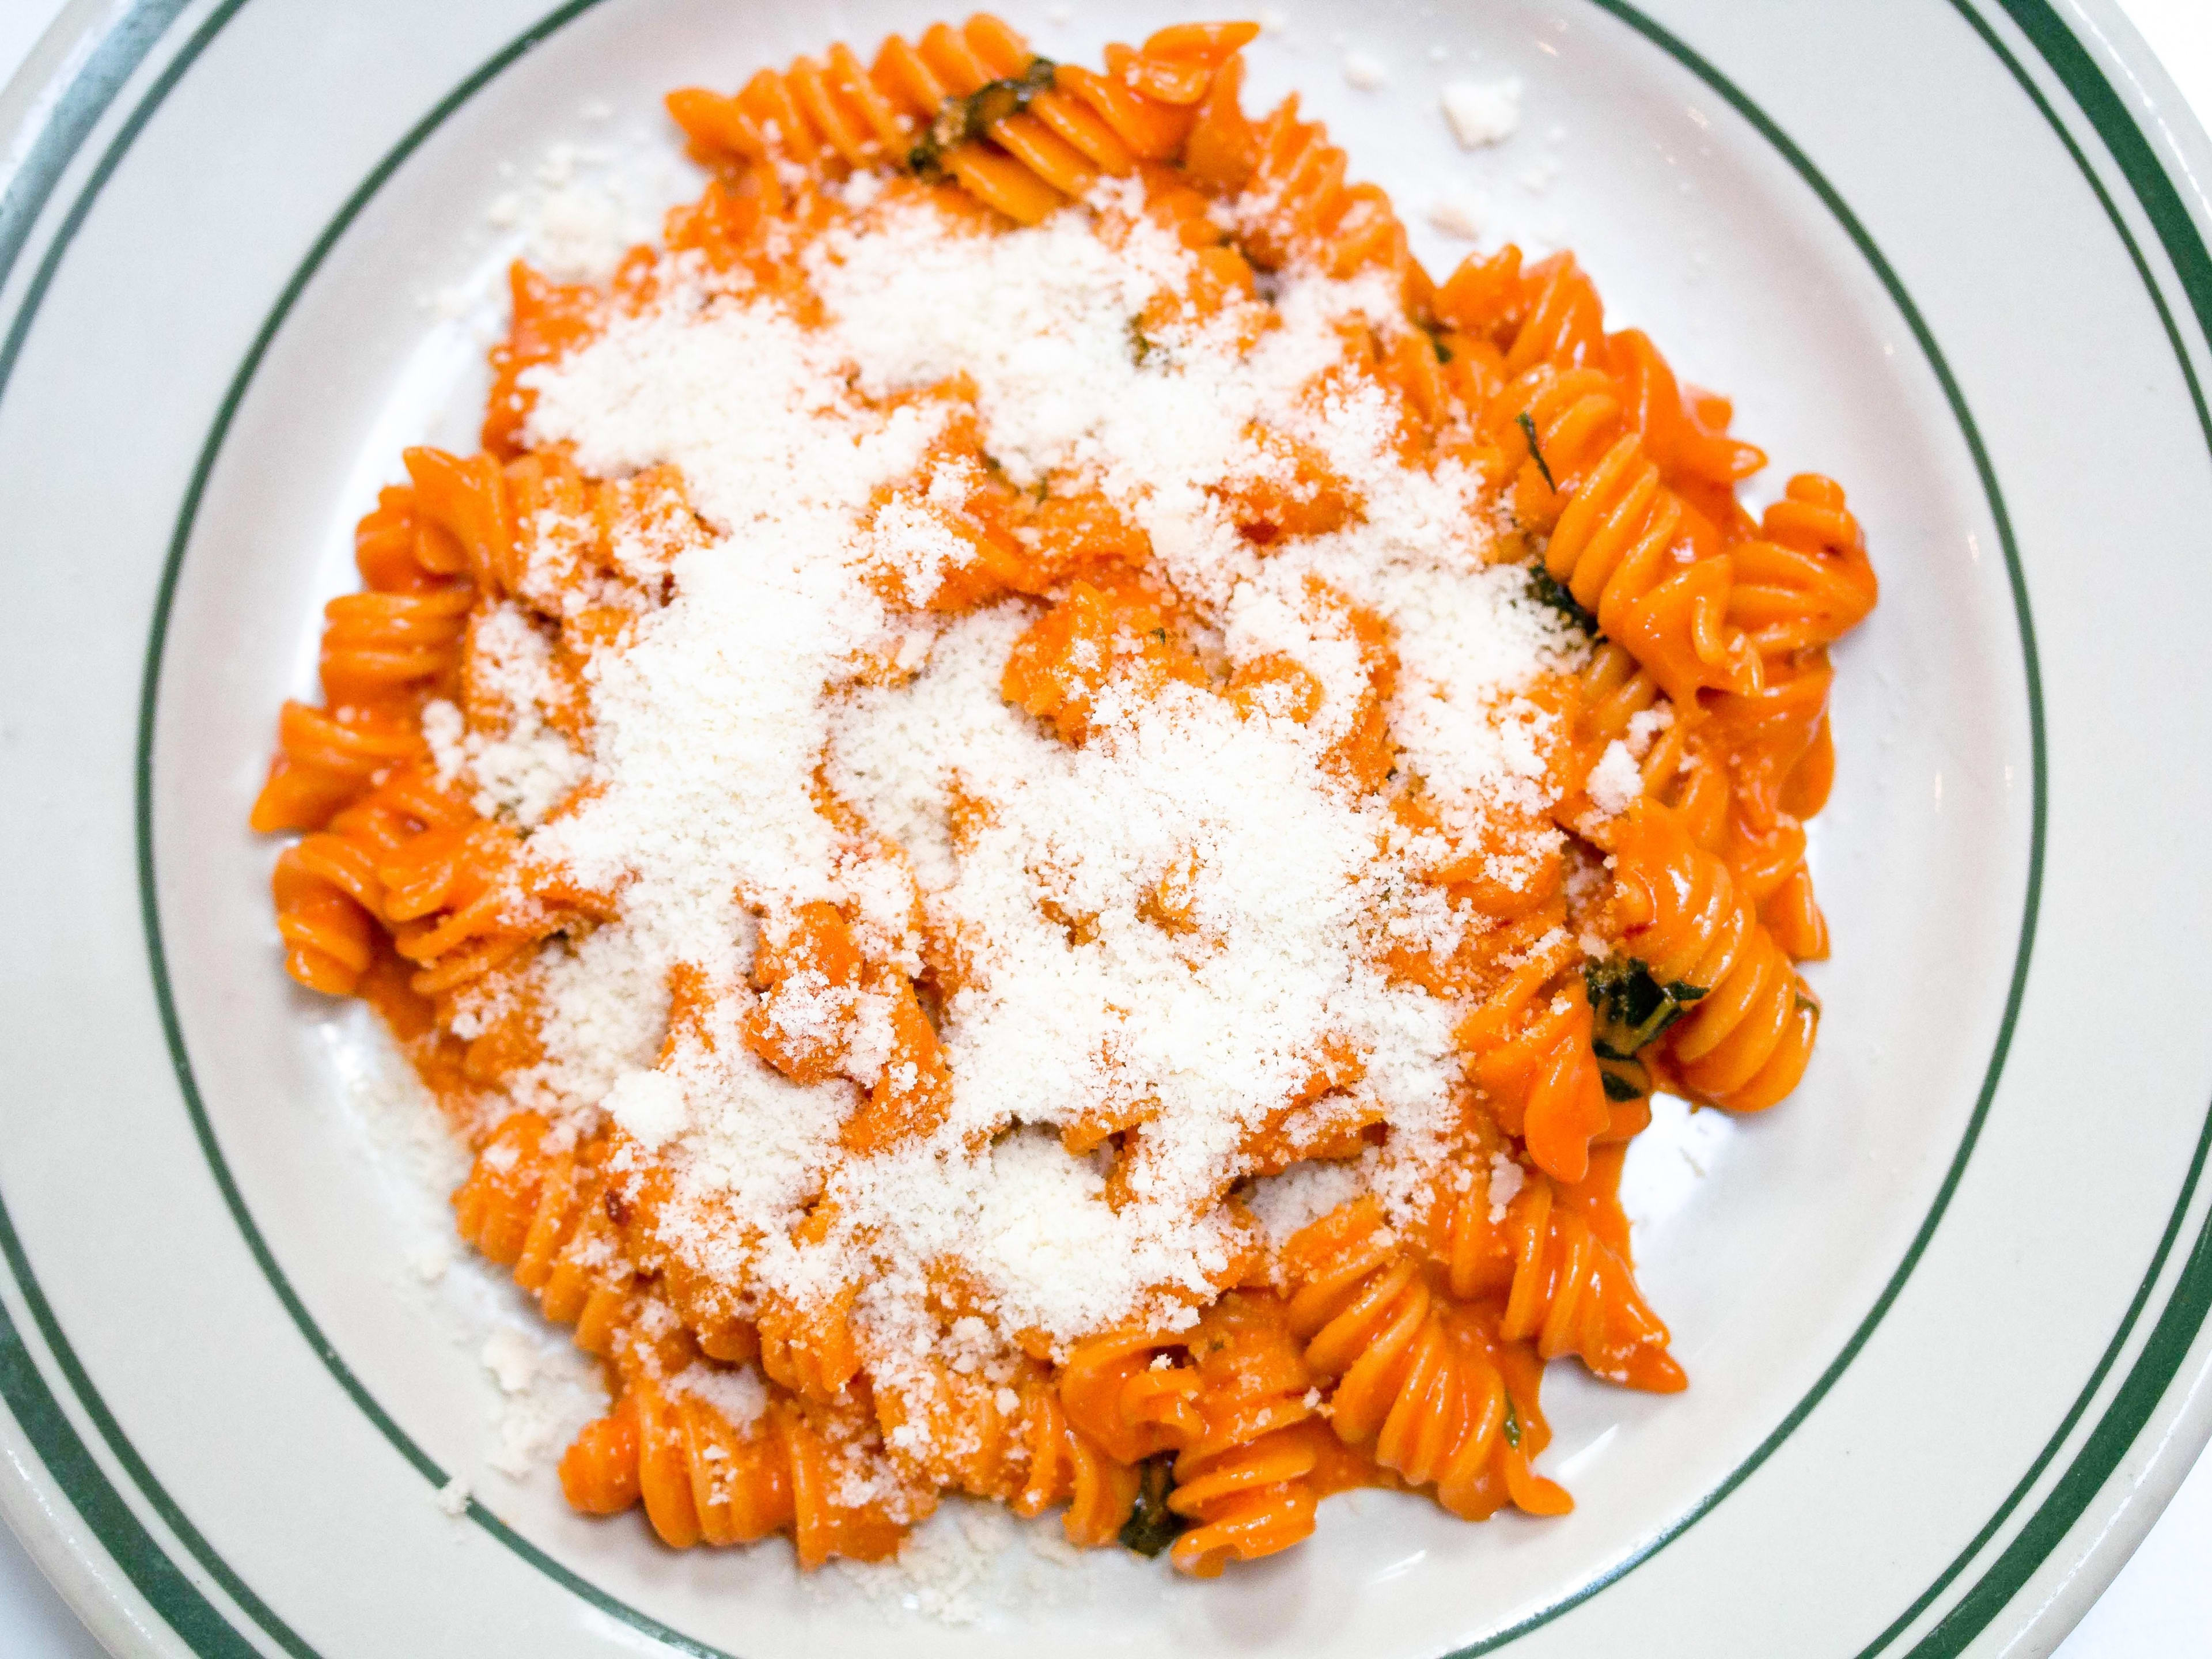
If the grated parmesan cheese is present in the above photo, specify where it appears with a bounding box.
[1249,1161,1368,1247]
[1487,1152,1526,1223]
[1442,78,1523,148]
[481,175,1589,1403]
[1427,191,1486,241]
[1342,50,1387,91]
[480,1327,540,1395]
[1588,739,1645,817]
[670,1361,768,1429]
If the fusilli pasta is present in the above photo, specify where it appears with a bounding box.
[252,13,1877,1577]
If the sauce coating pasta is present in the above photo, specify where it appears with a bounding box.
[254,14,1875,1576]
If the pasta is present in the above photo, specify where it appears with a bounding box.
[252,14,1877,1578]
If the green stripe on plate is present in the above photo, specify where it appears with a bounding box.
[1868,4,2212,1650]
[0,0,192,306]
[0,3,329,1652]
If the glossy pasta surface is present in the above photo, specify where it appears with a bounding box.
[252,14,1876,1576]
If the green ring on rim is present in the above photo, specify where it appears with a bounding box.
[0,0,2192,1653]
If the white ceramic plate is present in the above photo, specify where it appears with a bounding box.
[4,0,2212,1653]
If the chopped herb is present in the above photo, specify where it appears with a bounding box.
[1127,315,1156,365]
[1119,1455,1188,1556]
[1794,990,1819,1016]
[1503,1397,1522,1449]
[1599,1057,1649,1103]
[1527,566,1599,636]
[1148,627,1167,644]
[907,56,1058,177]
[1418,321,1453,364]
[1586,956,1707,1059]
[1515,410,1556,489]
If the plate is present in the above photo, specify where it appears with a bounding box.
[3,0,2211,1653]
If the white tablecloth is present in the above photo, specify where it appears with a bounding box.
[0,0,2205,1652]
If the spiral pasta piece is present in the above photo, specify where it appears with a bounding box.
[1240,92,1414,287]
[666,17,1256,228]
[753,1287,863,1404]
[1612,800,1818,1110]
[268,844,378,995]
[1457,971,1612,1186]
[1707,476,1876,959]
[1702,654,1834,941]
[1437,245,1764,502]
[1607,326,1767,494]
[484,265,606,459]
[639,1380,797,1550]
[1282,1199,1569,1520]
[1728,474,1878,659]
[452,1112,639,1355]
[1524,407,1757,705]
[462,1117,920,1564]
[373,810,588,997]
[581,1350,1129,1558]
[873,1358,1025,1497]
[249,485,462,835]
[563,1376,914,1565]
[252,466,565,997]
[316,588,470,707]
[266,767,475,996]
[1433,247,1766,706]
[250,700,425,836]
[403,446,521,597]
[1012,1382,1142,1546]
[1501,252,1609,377]
[1166,1290,1324,1576]
[1430,1162,1684,1392]
[1058,1324,1206,1464]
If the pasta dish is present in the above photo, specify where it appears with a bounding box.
[251,14,1877,1578]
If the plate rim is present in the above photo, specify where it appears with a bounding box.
[0,1,2203,1655]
